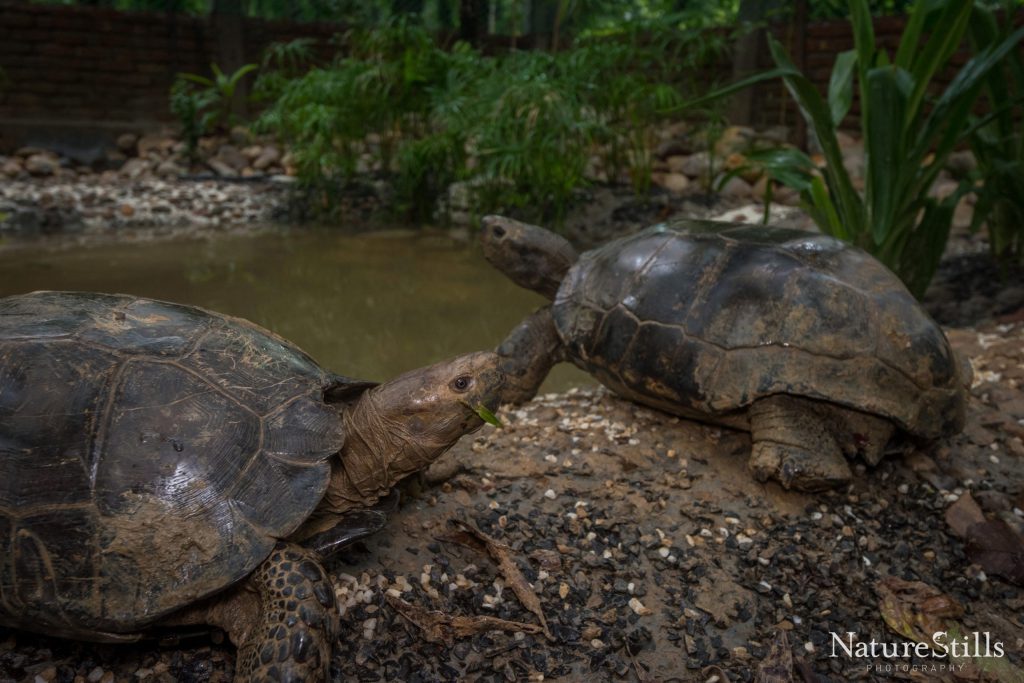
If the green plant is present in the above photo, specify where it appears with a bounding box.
[252,38,317,104]
[690,0,1024,297]
[256,16,725,224]
[966,1,1024,269]
[174,62,259,134]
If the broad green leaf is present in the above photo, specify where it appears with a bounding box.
[902,0,972,130]
[768,35,862,232]
[828,50,857,126]
[850,0,877,126]
[809,175,845,239]
[865,67,908,245]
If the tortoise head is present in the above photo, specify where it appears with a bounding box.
[344,351,504,484]
[480,215,578,300]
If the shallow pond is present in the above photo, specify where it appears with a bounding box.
[0,229,591,391]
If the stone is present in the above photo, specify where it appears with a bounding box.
[120,158,151,179]
[929,179,960,201]
[136,133,175,158]
[659,172,690,195]
[842,145,865,179]
[207,158,236,177]
[655,139,691,159]
[119,204,135,217]
[14,146,45,157]
[155,160,185,177]
[719,175,753,198]
[253,145,281,170]
[665,155,688,174]
[1,158,24,177]
[679,152,711,178]
[229,125,251,146]
[215,145,248,171]
[835,130,859,149]
[242,145,263,161]
[947,150,977,177]
[116,132,138,153]
[24,154,58,176]
[714,125,755,157]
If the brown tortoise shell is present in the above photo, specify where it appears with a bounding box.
[552,221,966,437]
[0,291,355,638]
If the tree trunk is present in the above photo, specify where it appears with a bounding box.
[459,0,489,47]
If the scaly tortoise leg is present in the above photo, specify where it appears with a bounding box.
[747,395,852,492]
[234,542,338,683]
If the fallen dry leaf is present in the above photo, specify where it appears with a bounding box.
[755,630,794,683]
[876,578,1024,682]
[386,594,545,645]
[965,519,1024,586]
[946,492,1024,586]
[946,492,987,538]
[439,519,553,638]
[876,576,963,647]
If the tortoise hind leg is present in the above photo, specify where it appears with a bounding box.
[233,542,338,683]
[747,395,852,492]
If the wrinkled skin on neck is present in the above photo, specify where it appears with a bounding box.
[480,215,578,300]
[323,351,503,514]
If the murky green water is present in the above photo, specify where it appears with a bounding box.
[0,229,591,391]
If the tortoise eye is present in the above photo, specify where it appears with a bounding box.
[451,375,473,393]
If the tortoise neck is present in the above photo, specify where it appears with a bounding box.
[322,390,431,514]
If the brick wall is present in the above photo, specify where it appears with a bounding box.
[0,1,341,151]
[0,2,1018,152]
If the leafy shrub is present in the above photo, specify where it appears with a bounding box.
[170,62,259,149]
[255,17,725,224]
[967,1,1024,270]
[700,0,1024,297]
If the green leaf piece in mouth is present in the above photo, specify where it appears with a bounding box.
[462,401,502,428]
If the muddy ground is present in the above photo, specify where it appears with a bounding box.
[1,319,1022,682]
[1,188,1023,682]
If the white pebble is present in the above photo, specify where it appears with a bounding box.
[544,489,557,499]
[628,597,651,615]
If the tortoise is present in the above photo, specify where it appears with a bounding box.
[480,215,968,492]
[0,291,504,682]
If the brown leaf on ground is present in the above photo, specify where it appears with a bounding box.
[755,630,794,683]
[965,519,1024,586]
[946,492,1024,585]
[946,492,987,538]
[876,576,964,647]
[438,519,553,639]
[794,658,822,682]
[386,594,545,645]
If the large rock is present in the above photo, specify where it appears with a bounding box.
[137,133,175,158]
[714,126,755,157]
[215,145,249,172]
[679,151,711,178]
[24,154,59,176]
[155,160,185,178]
[718,175,753,198]
[253,146,281,171]
[116,133,139,153]
[120,157,151,179]
[658,172,690,195]
[946,150,977,178]
[208,158,237,177]
[1,158,24,177]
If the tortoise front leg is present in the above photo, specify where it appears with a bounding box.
[233,542,338,683]
[496,305,566,404]
[747,395,852,492]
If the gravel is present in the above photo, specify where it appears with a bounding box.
[3,322,1021,683]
